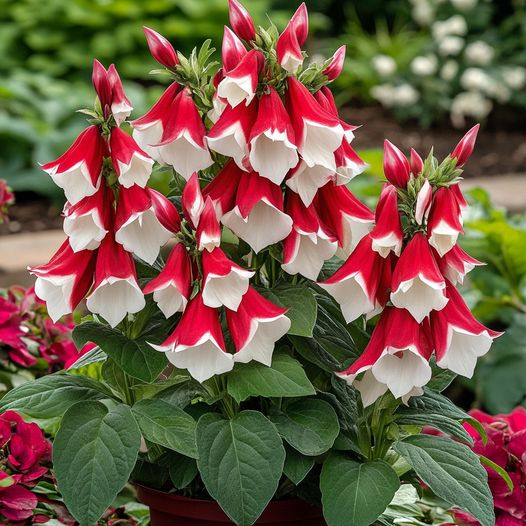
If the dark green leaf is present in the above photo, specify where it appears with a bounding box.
[283,444,315,485]
[168,453,198,490]
[67,345,107,370]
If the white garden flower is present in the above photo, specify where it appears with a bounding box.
[411,55,438,76]
[432,15,468,40]
[370,84,397,107]
[438,36,465,56]
[396,84,420,106]
[460,68,493,92]
[502,67,526,90]
[441,60,459,81]
[450,91,492,127]
[410,0,434,26]
[372,55,397,77]
[464,41,494,65]
[450,0,477,11]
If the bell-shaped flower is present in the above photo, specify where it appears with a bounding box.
[319,235,385,323]
[438,244,483,285]
[383,139,410,188]
[156,87,213,179]
[207,98,258,170]
[338,307,432,406]
[181,173,205,228]
[86,234,145,328]
[29,240,96,322]
[143,26,179,69]
[276,3,308,73]
[286,77,344,170]
[41,126,106,205]
[196,197,222,252]
[201,247,254,311]
[228,0,256,41]
[222,26,247,73]
[286,161,333,207]
[110,127,153,188]
[227,287,290,366]
[323,45,346,82]
[427,187,464,257]
[143,243,191,318]
[431,284,501,377]
[414,178,432,225]
[451,124,479,167]
[222,171,293,252]
[151,293,234,382]
[149,187,182,233]
[410,148,424,176]
[390,233,448,322]
[63,184,111,252]
[282,193,338,280]
[334,141,367,185]
[115,185,175,265]
[248,87,298,184]
[131,82,181,162]
[315,182,374,258]
[217,49,264,108]
[107,64,133,126]
[203,160,243,219]
[370,184,403,258]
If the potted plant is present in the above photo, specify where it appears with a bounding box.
[0,1,501,525]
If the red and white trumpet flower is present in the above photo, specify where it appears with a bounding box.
[414,178,432,225]
[248,87,298,184]
[41,126,106,205]
[431,284,501,377]
[390,233,448,323]
[110,127,154,188]
[143,243,191,318]
[115,185,178,265]
[227,287,290,366]
[107,64,133,126]
[221,171,293,253]
[383,140,410,189]
[319,235,385,323]
[370,184,403,258]
[276,3,308,73]
[427,187,464,257]
[338,307,432,406]
[181,173,205,228]
[286,161,333,207]
[86,234,145,328]
[62,184,111,252]
[282,193,337,280]
[222,26,247,73]
[156,87,213,179]
[203,160,243,218]
[196,198,222,252]
[201,247,254,311]
[143,26,179,69]
[334,140,368,186]
[286,77,343,170]
[438,244,483,285]
[150,293,234,382]
[29,240,96,322]
[228,0,256,41]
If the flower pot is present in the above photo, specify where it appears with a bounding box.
[136,484,327,526]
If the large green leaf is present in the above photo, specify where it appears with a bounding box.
[269,399,339,456]
[0,374,113,418]
[168,453,198,490]
[282,444,315,485]
[196,411,285,526]
[73,322,167,383]
[53,402,141,526]
[227,352,315,403]
[394,435,494,526]
[320,454,399,526]
[131,399,198,458]
[261,284,317,337]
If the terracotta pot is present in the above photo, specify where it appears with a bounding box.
[136,484,326,526]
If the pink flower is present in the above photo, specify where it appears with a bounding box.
[323,45,346,82]
[0,477,38,522]
[338,307,432,406]
[0,179,14,222]
[370,184,403,258]
[143,243,191,318]
[282,192,337,280]
[41,125,106,205]
[383,139,410,188]
[390,233,448,323]
[227,287,290,366]
[410,148,424,176]
[201,247,254,311]
[431,283,501,377]
[151,293,234,382]
[451,124,480,167]
[248,87,298,184]
[276,3,308,73]
[86,234,145,327]
[228,0,256,41]
[29,240,96,322]
[110,127,154,188]
[143,26,179,69]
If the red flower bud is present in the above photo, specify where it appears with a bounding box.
[143,27,179,68]
[451,123,480,167]
[228,0,256,41]
[383,140,410,188]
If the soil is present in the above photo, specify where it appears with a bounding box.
[1,105,524,235]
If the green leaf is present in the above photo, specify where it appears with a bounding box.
[227,352,315,403]
[152,379,206,407]
[132,399,198,458]
[283,444,315,485]
[67,345,107,370]
[73,322,167,383]
[168,453,198,490]
[480,455,514,492]
[0,374,113,418]
[394,435,494,526]
[320,454,400,526]
[396,413,473,445]
[261,284,317,337]
[53,401,141,526]
[196,411,285,526]
[269,399,339,456]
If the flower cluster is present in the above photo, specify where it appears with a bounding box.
[321,125,500,406]
[0,411,52,522]
[0,179,14,223]
[0,286,78,372]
